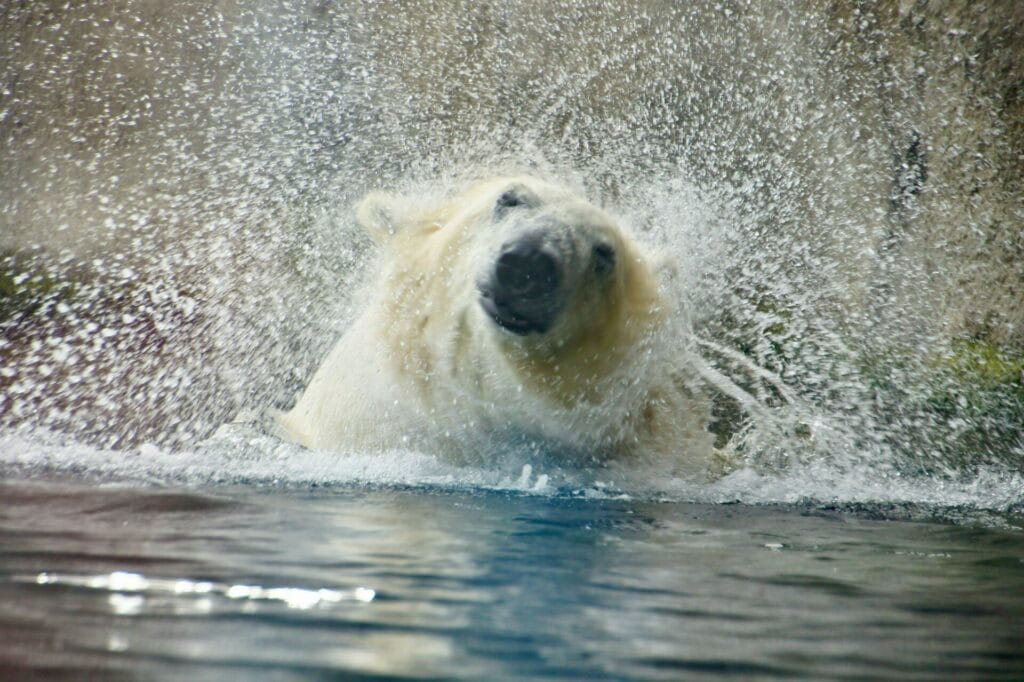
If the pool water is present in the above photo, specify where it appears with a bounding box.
[2,471,1023,680]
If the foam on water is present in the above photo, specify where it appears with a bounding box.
[3,427,1021,520]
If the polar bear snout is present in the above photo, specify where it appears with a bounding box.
[495,239,561,300]
[478,236,565,335]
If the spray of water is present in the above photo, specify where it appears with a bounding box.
[1,2,1021,508]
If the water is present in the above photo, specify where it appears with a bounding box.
[2,1,1023,678]
[2,474,1023,680]
[2,433,1023,679]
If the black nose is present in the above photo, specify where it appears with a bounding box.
[479,238,563,335]
[495,242,560,300]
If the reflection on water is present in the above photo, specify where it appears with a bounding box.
[1,477,1023,680]
[25,571,376,611]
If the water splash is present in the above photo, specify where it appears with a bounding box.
[1,2,1021,508]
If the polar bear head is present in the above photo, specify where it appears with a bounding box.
[357,176,667,383]
[477,180,631,336]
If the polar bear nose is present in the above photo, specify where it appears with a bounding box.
[495,241,561,300]
[478,238,564,335]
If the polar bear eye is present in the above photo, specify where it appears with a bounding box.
[494,187,536,217]
[593,243,616,275]
[497,190,525,208]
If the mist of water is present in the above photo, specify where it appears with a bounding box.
[1,2,1021,508]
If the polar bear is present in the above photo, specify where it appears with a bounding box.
[276,176,714,473]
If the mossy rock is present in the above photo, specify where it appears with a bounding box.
[938,339,1024,388]
[0,254,77,322]
[865,339,1024,471]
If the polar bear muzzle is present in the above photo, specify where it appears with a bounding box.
[478,234,564,335]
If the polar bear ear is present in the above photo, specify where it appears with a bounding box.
[355,191,408,244]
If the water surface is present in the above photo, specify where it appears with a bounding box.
[2,471,1023,680]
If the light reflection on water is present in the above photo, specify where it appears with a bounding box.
[26,571,376,611]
